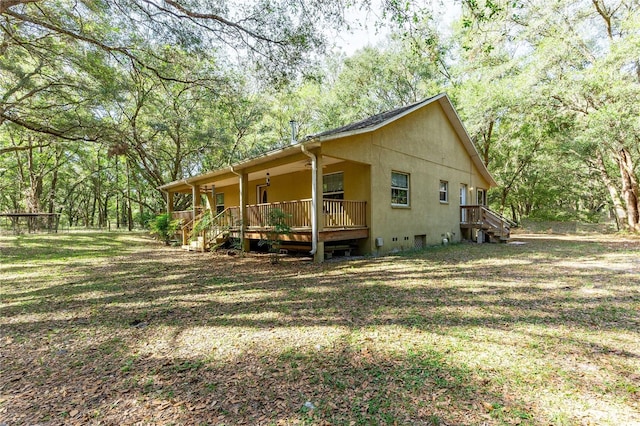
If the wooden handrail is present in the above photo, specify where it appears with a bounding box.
[171,210,194,223]
[322,199,367,228]
[460,205,513,240]
[243,199,366,229]
[481,206,517,227]
[181,210,207,246]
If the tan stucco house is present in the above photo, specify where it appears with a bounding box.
[159,93,511,262]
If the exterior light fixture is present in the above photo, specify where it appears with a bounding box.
[266,172,270,186]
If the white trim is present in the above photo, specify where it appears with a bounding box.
[158,93,497,193]
[439,180,449,203]
[391,171,410,207]
[323,171,344,199]
[256,184,268,204]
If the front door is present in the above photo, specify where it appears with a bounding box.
[460,184,468,222]
[257,184,268,204]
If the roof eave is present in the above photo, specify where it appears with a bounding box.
[309,93,447,143]
[436,95,498,188]
[157,140,321,192]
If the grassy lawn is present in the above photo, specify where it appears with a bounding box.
[1,232,639,425]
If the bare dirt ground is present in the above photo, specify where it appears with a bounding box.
[1,232,639,425]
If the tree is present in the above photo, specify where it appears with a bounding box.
[443,0,640,228]
[0,0,353,222]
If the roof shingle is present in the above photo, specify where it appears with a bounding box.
[309,95,440,139]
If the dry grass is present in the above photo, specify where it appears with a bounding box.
[1,232,639,425]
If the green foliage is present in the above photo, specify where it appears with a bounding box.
[3,0,640,232]
[191,211,213,238]
[134,211,156,228]
[258,208,292,263]
[149,213,180,245]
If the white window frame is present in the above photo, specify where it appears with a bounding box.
[391,171,410,207]
[215,193,225,214]
[439,180,449,203]
[477,188,486,205]
[323,172,344,200]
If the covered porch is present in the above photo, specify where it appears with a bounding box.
[171,198,367,250]
[160,144,371,262]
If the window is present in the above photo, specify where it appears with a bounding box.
[215,193,224,214]
[439,180,448,203]
[477,189,486,206]
[391,171,410,206]
[323,172,344,199]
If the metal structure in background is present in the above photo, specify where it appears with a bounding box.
[0,213,60,234]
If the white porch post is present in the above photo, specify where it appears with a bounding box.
[239,171,249,253]
[191,184,201,219]
[314,152,324,263]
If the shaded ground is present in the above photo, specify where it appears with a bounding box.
[1,232,639,425]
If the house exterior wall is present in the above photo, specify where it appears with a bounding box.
[210,161,371,208]
[322,101,491,255]
[369,102,490,253]
[168,97,493,259]
[215,184,240,211]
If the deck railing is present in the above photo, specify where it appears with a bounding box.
[230,199,367,229]
[171,207,205,223]
[171,210,195,223]
[247,199,313,228]
[323,199,367,228]
[460,205,515,239]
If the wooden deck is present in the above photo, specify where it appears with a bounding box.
[460,205,515,242]
[173,199,368,250]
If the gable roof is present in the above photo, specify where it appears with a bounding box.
[307,93,496,186]
[159,93,496,191]
[310,96,438,140]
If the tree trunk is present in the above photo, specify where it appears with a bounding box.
[616,148,640,231]
[48,148,61,230]
[26,137,43,213]
[126,159,133,231]
[595,150,627,229]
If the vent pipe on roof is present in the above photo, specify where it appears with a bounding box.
[289,120,298,145]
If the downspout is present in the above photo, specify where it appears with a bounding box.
[300,144,317,255]
[228,164,241,178]
[229,164,244,252]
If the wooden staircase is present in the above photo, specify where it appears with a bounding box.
[460,205,516,243]
[180,208,237,252]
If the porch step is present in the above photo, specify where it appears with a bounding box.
[462,206,513,243]
[181,237,205,252]
[324,244,356,259]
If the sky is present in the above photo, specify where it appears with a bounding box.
[335,1,462,55]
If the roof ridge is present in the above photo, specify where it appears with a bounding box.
[308,94,443,140]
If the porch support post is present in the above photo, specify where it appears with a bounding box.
[205,185,215,214]
[191,184,201,219]
[166,191,174,215]
[239,171,250,252]
[313,150,324,263]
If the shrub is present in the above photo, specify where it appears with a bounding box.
[149,213,180,245]
[258,208,291,263]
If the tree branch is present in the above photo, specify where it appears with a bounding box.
[161,0,283,45]
[0,142,50,155]
[0,0,39,14]
[4,9,202,84]
[0,111,99,142]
